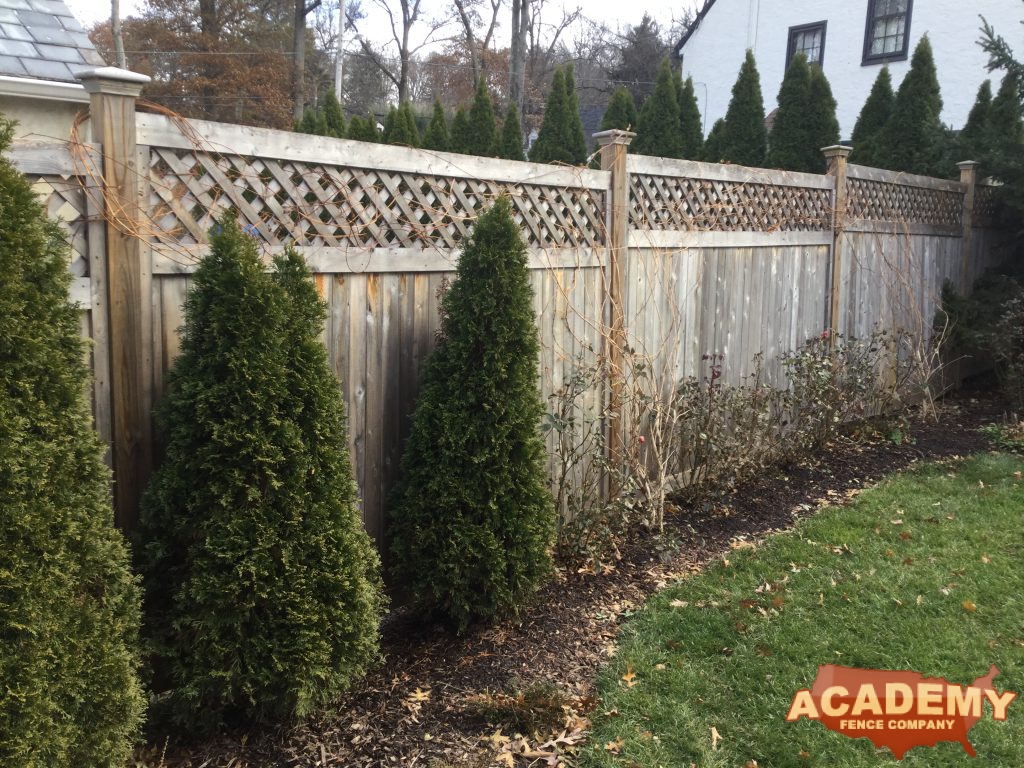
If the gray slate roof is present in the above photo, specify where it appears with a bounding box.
[0,0,105,83]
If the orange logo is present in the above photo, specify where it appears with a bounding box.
[786,664,1017,759]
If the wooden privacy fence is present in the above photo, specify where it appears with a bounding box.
[5,69,1009,545]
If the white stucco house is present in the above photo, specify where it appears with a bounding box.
[677,0,1022,140]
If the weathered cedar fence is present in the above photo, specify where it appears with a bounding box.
[6,69,1008,544]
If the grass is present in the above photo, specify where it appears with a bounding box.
[584,453,1024,767]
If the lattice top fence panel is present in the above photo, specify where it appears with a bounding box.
[31,175,90,278]
[845,165,963,230]
[138,116,608,253]
[973,183,999,228]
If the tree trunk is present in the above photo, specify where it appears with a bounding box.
[111,0,126,68]
[293,0,306,122]
[508,0,529,116]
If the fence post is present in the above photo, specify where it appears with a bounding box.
[957,160,979,291]
[77,66,151,531]
[593,128,634,484]
[823,144,852,337]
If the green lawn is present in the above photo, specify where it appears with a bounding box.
[584,453,1024,767]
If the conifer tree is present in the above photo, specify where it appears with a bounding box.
[677,74,704,159]
[530,67,573,164]
[601,86,638,132]
[702,118,726,162]
[633,58,683,158]
[350,113,381,142]
[390,197,555,632]
[139,216,383,727]
[563,63,588,164]
[959,80,992,163]
[465,78,498,156]
[766,53,812,171]
[988,74,1024,157]
[720,49,767,166]
[323,91,346,138]
[423,98,451,152]
[450,105,471,154]
[873,36,945,175]
[850,66,895,166]
[0,116,144,767]
[805,65,840,172]
[298,107,318,134]
[314,108,329,137]
[400,101,420,146]
[498,103,525,161]
[383,105,416,146]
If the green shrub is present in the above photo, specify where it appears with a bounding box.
[0,116,144,767]
[390,197,555,631]
[850,66,894,166]
[466,78,498,157]
[988,294,1024,410]
[423,98,451,152]
[323,91,346,138]
[530,67,574,164]
[601,86,638,132]
[677,74,704,159]
[981,420,1024,453]
[498,102,525,161]
[139,217,383,727]
[563,63,589,164]
[633,58,683,159]
[766,53,812,171]
[719,49,767,166]
[701,118,726,162]
[805,65,840,172]
[959,80,993,164]
[450,105,471,154]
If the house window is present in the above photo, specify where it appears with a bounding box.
[863,0,913,64]
[787,22,827,67]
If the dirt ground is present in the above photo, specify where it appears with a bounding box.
[135,390,1010,767]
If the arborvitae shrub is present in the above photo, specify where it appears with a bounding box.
[678,74,704,159]
[390,197,555,632]
[850,66,894,166]
[348,113,380,142]
[702,118,726,162]
[0,116,144,767]
[601,86,638,132]
[563,63,588,164]
[384,103,417,146]
[323,91,346,138]
[499,103,525,161]
[805,65,840,173]
[423,98,451,151]
[633,58,682,158]
[988,74,1024,158]
[466,78,498,157]
[530,67,573,164]
[959,80,992,164]
[450,105,471,154]
[400,100,420,146]
[720,49,767,166]
[298,108,317,134]
[766,53,812,171]
[873,36,945,175]
[139,216,383,728]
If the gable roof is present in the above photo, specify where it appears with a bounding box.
[677,0,718,52]
[0,0,105,83]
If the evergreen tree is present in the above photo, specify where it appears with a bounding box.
[632,58,683,158]
[677,74,704,159]
[850,66,895,166]
[958,80,992,163]
[988,74,1024,158]
[766,53,812,171]
[702,118,726,162]
[298,108,318,134]
[383,105,416,146]
[465,78,498,157]
[720,49,767,166]
[805,64,840,172]
[563,63,589,164]
[450,105,471,154]
[423,98,451,152]
[313,108,329,137]
[600,86,638,132]
[139,216,383,727]
[400,101,420,146]
[323,91,346,138]
[498,103,525,161]
[390,197,555,632]
[0,116,144,767]
[873,36,945,175]
[530,67,573,164]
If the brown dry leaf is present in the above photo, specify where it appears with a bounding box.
[771,596,785,609]
[745,761,759,768]
[798,749,811,759]
[963,600,978,613]
[900,531,913,541]
[669,599,690,608]
[710,726,723,750]
[604,738,624,753]
[622,665,638,687]
[494,752,515,767]
[916,595,925,605]
[890,519,904,525]
[406,687,431,704]
[981,554,991,564]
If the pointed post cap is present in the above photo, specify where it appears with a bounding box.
[593,129,636,147]
[75,67,150,97]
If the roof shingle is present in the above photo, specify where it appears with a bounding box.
[0,0,105,83]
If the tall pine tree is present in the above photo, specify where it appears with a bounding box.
[563,63,589,164]
[383,104,417,146]
[139,217,383,727]
[0,116,144,767]
[601,86,638,132]
[677,73,704,159]
[389,198,555,632]
[323,91,346,138]
[850,66,895,166]
[450,105,471,154]
[347,113,381,143]
[766,53,812,171]
[805,64,840,172]
[633,58,683,158]
[530,67,573,164]
[400,101,420,146]
[423,98,451,152]
[465,78,498,157]
[498,103,525,161]
[720,50,767,167]
[702,118,726,162]
[873,36,945,175]
[959,80,992,163]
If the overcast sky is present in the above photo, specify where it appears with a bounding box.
[65,0,701,54]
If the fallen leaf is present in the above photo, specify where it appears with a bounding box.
[669,599,689,608]
[890,519,904,525]
[711,726,722,750]
[798,750,811,759]
[981,554,991,564]
[622,665,638,687]
[746,761,759,768]
[771,596,785,609]
[916,595,924,605]
[495,752,515,767]
[406,687,431,704]
[605,738,624,754]
[963,600,977,613]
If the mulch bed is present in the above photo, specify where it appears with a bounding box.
[136,390,1009,768]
